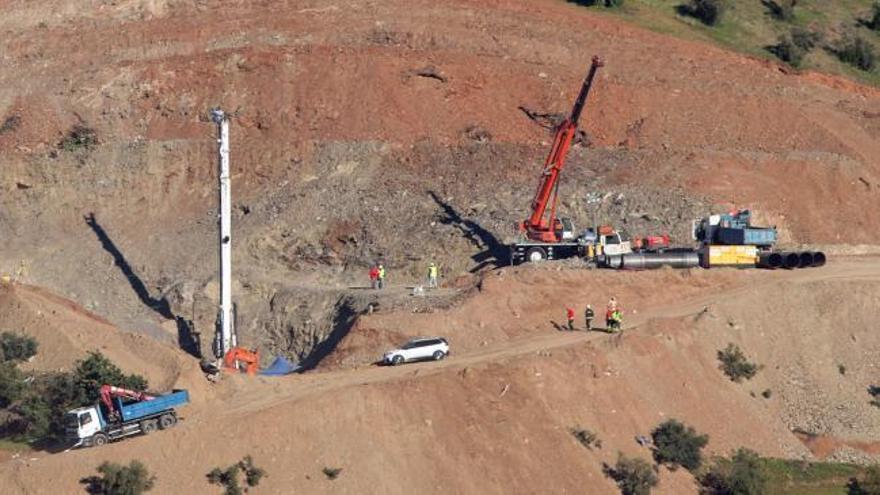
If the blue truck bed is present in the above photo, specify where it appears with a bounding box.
[118,390,189,422]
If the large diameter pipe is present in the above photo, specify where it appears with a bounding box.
[618,252,700,270]
[797,251,814,268]
[781,252,800,269]
[810,251,826,267]
[757,252,783,269]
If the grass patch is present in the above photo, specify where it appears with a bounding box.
[563,0,880,86]
[762,458,865,495]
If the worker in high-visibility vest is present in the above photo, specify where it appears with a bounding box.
[566,307,575,331]
[427,262,439,289]
[378,264,386,289]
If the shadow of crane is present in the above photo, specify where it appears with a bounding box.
[84,213,201,357]
[428,191,508,271]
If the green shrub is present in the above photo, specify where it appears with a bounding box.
[868,386,880,408]
[836,36,876,72]
[848,465,880,495]
[0,332,38,363]
[607,453,658,495]
[571,426,602,450]
[0,362,24,407]
[0,114,20,134]
[323,467,342,480]
[678,0,727,26]
[718,344,759,382]
[60,124,98,152]
[866,3,880,31]
[83,460,155,495]
[208,456,266,494]
[763,0,796,21]
[651,419,709,471]
[769,37,806,67]
[700,448,768,495]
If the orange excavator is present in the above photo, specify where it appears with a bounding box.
[224,347,259,375]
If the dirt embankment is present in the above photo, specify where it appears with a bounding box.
[3,258,880,493]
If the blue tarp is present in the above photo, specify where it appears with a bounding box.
[259,356,301,376]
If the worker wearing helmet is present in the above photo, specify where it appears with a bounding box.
[610,309,623,333]
[584,304,594,331]
[378,264,386,289]
[427,262,439,289]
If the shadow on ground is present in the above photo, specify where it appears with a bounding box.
[428,191,507,271]
[84,213,201,357]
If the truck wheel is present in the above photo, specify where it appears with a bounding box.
[432,350,446,361]
[159,414,177,430]
[92,433,108,447]
[391,355,404,366]
[141,419,157,434]
[526,247,546,262]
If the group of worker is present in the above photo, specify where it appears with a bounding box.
[369,262,440,289]
[566,297,623,332]
[368,264,386,289]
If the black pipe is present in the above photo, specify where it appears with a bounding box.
[617,252,700,270]
[757,252,783,269]
[797,251,814,268]
[810,251,826,267]
[781,252,800,269]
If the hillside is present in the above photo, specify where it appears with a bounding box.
[2,0,880,493]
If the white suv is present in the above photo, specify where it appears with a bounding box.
[383,337,449,365]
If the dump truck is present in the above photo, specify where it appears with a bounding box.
[692,210,825,269]
[65,385,189,448]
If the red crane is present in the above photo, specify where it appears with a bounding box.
[521,56,603,243]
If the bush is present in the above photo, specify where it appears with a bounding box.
[208,456,266,494]
[60,124,98,152]
[761,389,772,399]
[769,37,806,67]
[849,465,880,495]
[700,448,768,495]
[866,3,880,31]
[323,467,343,480]
[571,426,602,450]
[836,36,876,72]
[0,114,21,134]
[83,460,155,495]
[717,344,759,382]
[868,386,880,408]
[762,0,796,21]
[606,453,658,495]
[651,419,709,471]
[0,362,24,408]
[678,0,727,26]
[0,332,38,363]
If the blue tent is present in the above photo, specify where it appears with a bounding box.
[259,356,301,376]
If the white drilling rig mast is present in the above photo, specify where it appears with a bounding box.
[212,108,235,359]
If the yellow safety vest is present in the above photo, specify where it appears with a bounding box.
[429,266,438,277]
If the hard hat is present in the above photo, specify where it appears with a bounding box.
[429,262,435,266]
[587,304,591,308]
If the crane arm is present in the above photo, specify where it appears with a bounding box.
[99,384,154,413]
[523,56,603,241]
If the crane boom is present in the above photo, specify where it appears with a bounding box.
[99,385,154,414]
[522,56,603,243]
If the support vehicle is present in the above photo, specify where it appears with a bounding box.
[383,337,449,365]
[65,385,189,448]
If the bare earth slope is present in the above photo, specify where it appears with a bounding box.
[2,257,880,493]
[1,0,880,363]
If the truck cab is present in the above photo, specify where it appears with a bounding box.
[596,232,632,256]
[65,406,106,446]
